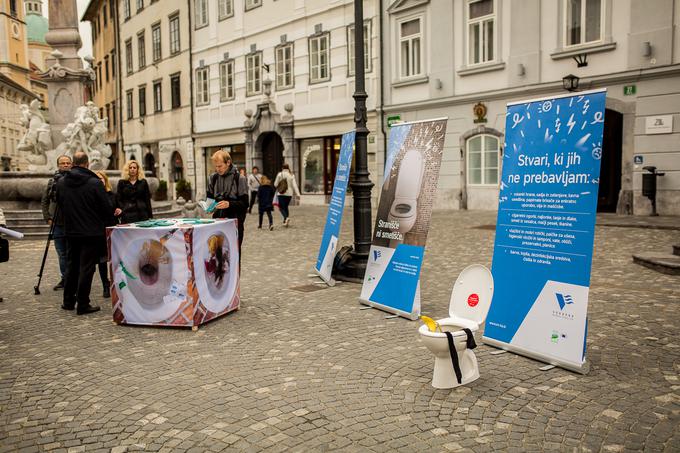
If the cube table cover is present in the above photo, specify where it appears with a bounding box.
[107,219,240,327]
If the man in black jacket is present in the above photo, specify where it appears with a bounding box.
[40,155,72,290]
[207,150,249,257]
[57,152,114,315]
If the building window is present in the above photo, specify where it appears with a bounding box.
[123,0,130,19]
[245,0,261,11]
[111,100,116,127]
[169,14,180,54]
[110,0,115,19]
[467,134,499,185]
[137,31,146,69]
[309,33,330,83]
[195,0,208,28]
[98,65,102,89]
[126,90,133,119]
[565,0,603,47]
[138,86,146,117]
[467,0,495,65]
[136,0,143,12]
[105,104,110,130]
[399,17,422,78]
[152,23,162,62]
[275,43,293,90]
[153,81,162,112]
[9,0,17,17]
[111,50,116,78]
[196,67,209,105]
[105,56,109,82]
[218,0,233,19]
[125,39,133,74]
[171,73,181,108]
[219,60,234,101]
[347,21,371,76]
[103,4,108,26]
[246,52,262,96]
[300,139,324,194]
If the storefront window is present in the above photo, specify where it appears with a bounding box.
[204,144,246,182]
[300,139,324,194]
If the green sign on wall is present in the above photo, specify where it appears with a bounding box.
[624,85,636,96]
[387,115,402,128]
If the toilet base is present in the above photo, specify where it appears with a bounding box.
[431,350,480,389]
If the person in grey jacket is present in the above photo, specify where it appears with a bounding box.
[40,155,72,290]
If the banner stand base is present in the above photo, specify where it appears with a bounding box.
[358,298,419,321]
[310,269,336,287]
[482,336,590,375]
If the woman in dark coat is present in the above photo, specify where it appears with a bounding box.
[257,175,275,230]
[116,160,153,224]
[95,171,118,298]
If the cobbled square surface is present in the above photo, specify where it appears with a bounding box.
[1,207,678,452]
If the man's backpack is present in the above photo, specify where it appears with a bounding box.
[276,177,288,194]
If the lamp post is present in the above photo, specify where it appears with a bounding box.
[334,0,374,282]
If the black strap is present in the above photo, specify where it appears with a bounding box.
[444,331,463,385]
[463,328,477,350]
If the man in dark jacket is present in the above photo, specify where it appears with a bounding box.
[40,155,72,290]
[207,150,249,256]
[57,151,115,315]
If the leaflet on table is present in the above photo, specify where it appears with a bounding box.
[483,89,607,374]
[359,118,448,319]
[314,130,355,284]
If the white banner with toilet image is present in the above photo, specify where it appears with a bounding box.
[360,118,447,319]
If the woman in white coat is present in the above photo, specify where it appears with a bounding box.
[274,163,301,226]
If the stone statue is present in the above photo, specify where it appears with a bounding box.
[17,99,53,171]
[55,101,112,170]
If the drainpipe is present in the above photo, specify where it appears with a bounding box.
[187,0,198,200]
[115,0,124,169]
[379,0,387,172]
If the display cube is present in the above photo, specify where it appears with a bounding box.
[107,219,240,328]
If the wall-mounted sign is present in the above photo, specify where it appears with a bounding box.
[634,155,643,165]
[473,102,488,123]
[645,115,673,135]
[387,115,402,128]
[623,85,636,96]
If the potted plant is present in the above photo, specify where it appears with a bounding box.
[154,180,168,201]
[175,179,192,201]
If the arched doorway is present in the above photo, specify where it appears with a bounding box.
[259,132,284,179]
[171,151,184,182]
[598,109,623,212]
[144,152,156,177]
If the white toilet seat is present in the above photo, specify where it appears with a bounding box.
[418,317,478,338]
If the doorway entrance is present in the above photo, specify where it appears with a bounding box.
[144,152,156,177]
[259,132,284,180]
[598,109,623,212]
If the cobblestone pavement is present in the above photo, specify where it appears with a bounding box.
[1,206,678,452]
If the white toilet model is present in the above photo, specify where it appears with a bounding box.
[418,265,494,389]
[387,150,425,237]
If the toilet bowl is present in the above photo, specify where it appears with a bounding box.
[418,265,494,389]
[387,150,425,242]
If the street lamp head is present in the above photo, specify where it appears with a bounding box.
[562,74,580,92]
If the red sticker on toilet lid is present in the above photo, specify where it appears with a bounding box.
[468,294,479,307]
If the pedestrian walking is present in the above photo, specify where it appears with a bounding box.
[207,150,249,255]
[274,163,301,227]
[56,152,115,315]
[115,160,152,224]
[95,171,118,298]
[40,155,72,290]
[247,166,262,214]
[257,175,275,230]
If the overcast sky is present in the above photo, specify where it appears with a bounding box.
[44,0,93,60]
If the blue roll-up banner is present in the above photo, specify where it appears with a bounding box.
[314,130,355,284]
[483,89,607,374]
[360,118,448,319]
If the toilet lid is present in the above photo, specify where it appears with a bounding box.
[449,264,494,324]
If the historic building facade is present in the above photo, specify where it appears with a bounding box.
[190,0,380,203]
[118,0,193,196]
[382,0,680,215]
[83,0,121,169]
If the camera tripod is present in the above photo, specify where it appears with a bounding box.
[34,205,59,295]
